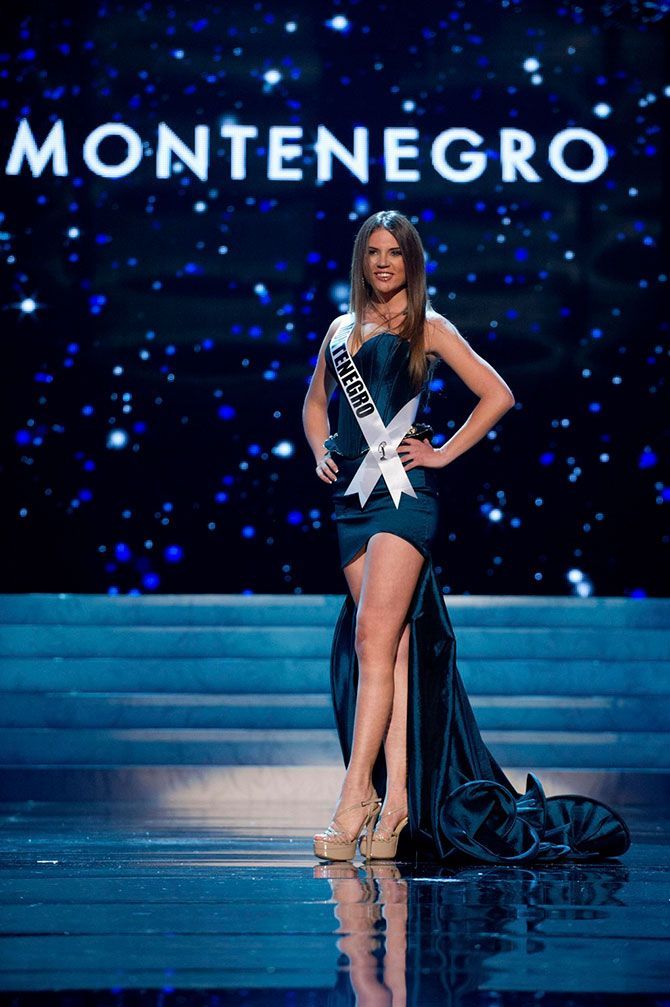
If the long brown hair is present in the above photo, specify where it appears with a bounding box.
[348,210,433,393]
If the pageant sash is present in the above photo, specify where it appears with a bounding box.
[329,321,421,509]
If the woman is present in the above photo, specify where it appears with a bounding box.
[302,210,631,864]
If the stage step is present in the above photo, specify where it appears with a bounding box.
[0,692,667,733]
[0,657,668,695]
[1,592,668,627]
[1,624,668,660]
[0,593,668,794]
[0,727,667,769]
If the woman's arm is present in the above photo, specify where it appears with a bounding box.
[425,313,515,469]
[302,315,345,466]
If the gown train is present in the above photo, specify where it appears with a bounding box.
[325,324,631,863]
[329,552,632,864]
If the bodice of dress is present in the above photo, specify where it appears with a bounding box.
[325,330,431,457]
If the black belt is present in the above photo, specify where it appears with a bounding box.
[323,423,434,460]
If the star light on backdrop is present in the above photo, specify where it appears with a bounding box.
[0,1,667,597]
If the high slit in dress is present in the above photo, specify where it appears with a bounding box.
[324,326,631,863]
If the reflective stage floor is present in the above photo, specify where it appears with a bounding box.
[0,800,668,1006]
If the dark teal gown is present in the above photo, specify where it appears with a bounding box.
[324,331,631,863]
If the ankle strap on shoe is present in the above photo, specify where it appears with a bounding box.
[334,795,382,819]
[379,806,408,817]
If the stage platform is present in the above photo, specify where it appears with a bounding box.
[0,592,668,1001]
[0,798,667,1003]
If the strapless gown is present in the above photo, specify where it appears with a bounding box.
[324,331,631,863]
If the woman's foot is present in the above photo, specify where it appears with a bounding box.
[314,783,380,845]
[374,795,409,841]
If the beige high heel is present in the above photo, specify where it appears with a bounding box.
[313,790,382,861]
[367,805,409,860]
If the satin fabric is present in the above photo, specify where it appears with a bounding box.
[325,329,429,459]
[327,332,440,568]
[326,331,631,863]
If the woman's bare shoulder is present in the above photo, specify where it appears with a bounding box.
[425,309,460,334]
[318,314,354,370]
[316,313,353,358]
[424,309,459,359]
[328,311,354,335]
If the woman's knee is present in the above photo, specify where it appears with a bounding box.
[354,608,402,666]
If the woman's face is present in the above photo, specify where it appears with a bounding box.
[364,227,406,300]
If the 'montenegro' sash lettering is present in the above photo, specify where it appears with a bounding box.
[329,320,421,509]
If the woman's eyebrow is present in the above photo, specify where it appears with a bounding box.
[368,244,401,251]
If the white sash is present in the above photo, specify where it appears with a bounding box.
[329,320,421,509]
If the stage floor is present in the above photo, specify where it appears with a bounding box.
[0,800,667,1005]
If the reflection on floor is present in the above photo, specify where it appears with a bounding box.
[0,801,667,1006]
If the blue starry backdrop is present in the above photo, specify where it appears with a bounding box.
[1,1,668,596]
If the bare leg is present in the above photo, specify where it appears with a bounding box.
[375,623,411,840]
[320,533,425,842]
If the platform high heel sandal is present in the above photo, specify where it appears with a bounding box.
[368,806,409,860]
[313,791,382,862]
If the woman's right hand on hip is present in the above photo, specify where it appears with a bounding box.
[315,452,339,484]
